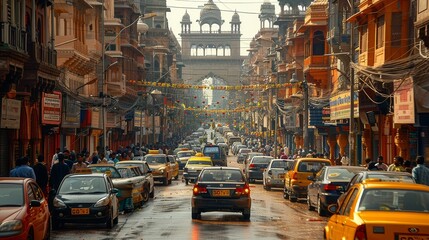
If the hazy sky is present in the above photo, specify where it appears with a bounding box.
[166,0,278,56]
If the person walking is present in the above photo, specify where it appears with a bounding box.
[387,156,406,172]
[49,153,70,191]
[33,155,49,195]
[374,156,388,171]
[71,153,88,173]
[10,156,36,180]
[412,156,429,186]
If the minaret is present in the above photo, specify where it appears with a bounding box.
[180,10,192,34]
[259,0,276,29]
[230,10,241,34]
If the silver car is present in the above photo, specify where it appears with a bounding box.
[263,159,293,190]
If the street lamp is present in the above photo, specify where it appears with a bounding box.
[290,72,309,154]
[150,89,162,145]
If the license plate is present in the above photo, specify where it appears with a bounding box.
[396,234,429,240]
[278,174,285,178]
[71,208,90,215]
[212,189,230,197]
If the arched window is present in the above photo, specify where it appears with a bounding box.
[197,45,204,56]
[312,31,325,55]
[191,45,197,56]
[206,44,216,56]
[224,45,231,56]
[201,24,210,33]
[211,24,220,33]
[217,45,224,56]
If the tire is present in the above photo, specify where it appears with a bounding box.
[141,188,149,203]
[168,177,172,185]
[307,195,315,211]
[163,177,168,186]
[289,192,297,202]
[175,174,179,180]
[43,218,51,240]
[27,228,34,240]
[242,208,251,220]
[149,188,155,198]
[317,198,327,216]
[185,179,189,185]
[106,209,114,229]
[191,208,200,219]
[113,215,119,225]
[283,187,289,199]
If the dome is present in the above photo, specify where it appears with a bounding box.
[181,10,191,23]
[199,0,222,26]
[231,11,240,23]
[260,1,275,17]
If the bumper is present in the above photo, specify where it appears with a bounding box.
[52,206,110,223]
[248,171,263,180]
[291,185,309,198]
[153,175,167,182]
[192,196,251,212]
[212,160,227,166]
[265,178,284,188]
[319,193,340,208]
[183,171,200,181]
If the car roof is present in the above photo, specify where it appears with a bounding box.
[116,160,146,164]
[201,167,241,171]
[0,178,28,184]
[295,158,331,162]
[360,180,429,191]
[188,156,212,161]
[67,173,106,178]
[145,154,166,157]
[323,166,365,169]
[363,171,412,176]
[177,150,194,153]
[88,163,115,167]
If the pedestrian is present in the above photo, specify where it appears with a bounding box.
[33,155,49,195]
[335,153,342,166]
[71,153,88,173]
[341,153,349,166]
[387,156,406,172]
[374,156,388,171]
[51,147,61,168]
[49,153,70,191]
[403,160,412,173]
[412,156,429,186]
[10,156,36,180]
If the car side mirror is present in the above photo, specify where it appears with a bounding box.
[30,200,41,207]
[327,204,338,214]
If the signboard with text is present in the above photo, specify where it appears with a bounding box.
[394,77,415,124]
[329,92,359,120]
[1,98,21,129]
[42,92,62,125]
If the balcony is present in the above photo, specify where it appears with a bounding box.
[28,42,57,67]
[303,55,329,72]
[0,23,27,53]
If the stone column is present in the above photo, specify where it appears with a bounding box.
[337,133,348,156]
[327,134,337,163]
[394,126,409,159]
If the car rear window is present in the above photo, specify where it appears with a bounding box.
[364,173,414,183]
[252,157,273,164]
[200,169,243,182]
[297,161,330,172]
[89,166,121,178]
[145,156,167,164]
[271,161,291,169]
[178,152,193,158]
[359,189,429,212]
[188,160,212,165]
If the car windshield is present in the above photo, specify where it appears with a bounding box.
[326,168,362,181]
[145,156,166,164]
[178,152,193,158]
[200,169,243,182]
[0,184,23,206]
[88,166,121,178]
[358,189,429,212]
[252,157,273,164]
[188,160,212,165]
[58,176,107,194]
[117,168,133,178]
[271,161,291,169]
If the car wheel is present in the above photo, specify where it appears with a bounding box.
[113,212,119,225]
[283,187,289,199]
[289,192,297,202]
[185,179,189,185]
[307,195,315,211]
[27,228,34,240]
[242,208,251,220]
[191,208,200,220]
[141,188,150,203]
[106,209,114,229]
[163,178,168,186]
[149,188,155,198]
[175,174,179,180]
[317,198,326,216]
[168,177,172,185]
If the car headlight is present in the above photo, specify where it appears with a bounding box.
[159,169,165,174]
[53,197,66,208]
[0,220,23,233]
[94,197,110,207]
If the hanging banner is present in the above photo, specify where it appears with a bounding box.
[42,91,62,125]
[135,81,292,91]
[1,98,21,129]
[394,77,415,124]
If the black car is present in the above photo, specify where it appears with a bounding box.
[191,167,251,220]
[51,173,120,229]
[245,156,273,183]
[307,166,364,216]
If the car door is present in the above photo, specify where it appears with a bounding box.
[28,182,47,240]
[106,177,119,218]
[329,187,359,239]
[308,168,325,206]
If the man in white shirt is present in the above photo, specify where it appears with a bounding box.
[375,156,388,171]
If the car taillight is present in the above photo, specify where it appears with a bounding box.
[192,184,207,196]
[354,225,367,240]
[235,184,250,195]
[249,164,255,168]
[324,184,337,191]
[292,172,298,180]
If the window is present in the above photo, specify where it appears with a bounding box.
[376,15,385,49]
[391,12,402,47]
[360,25,368,53]
[27,184,36,202]
[312,31,325,55]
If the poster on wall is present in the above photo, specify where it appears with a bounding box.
[42,91,62,125]
[393,77,415,124]
[1,98,21,129]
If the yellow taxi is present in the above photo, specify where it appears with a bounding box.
[324,179,429,240]
[284,158,331,202]
[183,154,213,185]
[144,153,173,186]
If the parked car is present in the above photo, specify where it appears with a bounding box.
[116,166,151,209]
[191,167,251,220]
[324,180,429,240]
[115,160,155,198]
[51,173,119,229]
[176,150,196,170]
[218,143,229,155]
[0,177,50,239]
[236,148,252,163]
[144,154,173,186]
[344,170,415,192]
[284,158,331,202]
[307,166,365,216]
[263,159,294,190]
[245,156,274,183]
[232,144,247,156]
[168,155,180,180]
[183,154,213,185]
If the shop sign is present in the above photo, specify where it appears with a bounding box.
[329,92,359,120]
[1,98,21,129]
[42,91,62,125]
[62,95,80,128]
[91,108,100,129]
[394,77,415,124]
[134,110,145,128]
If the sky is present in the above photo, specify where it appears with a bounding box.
[166,0,278,56]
